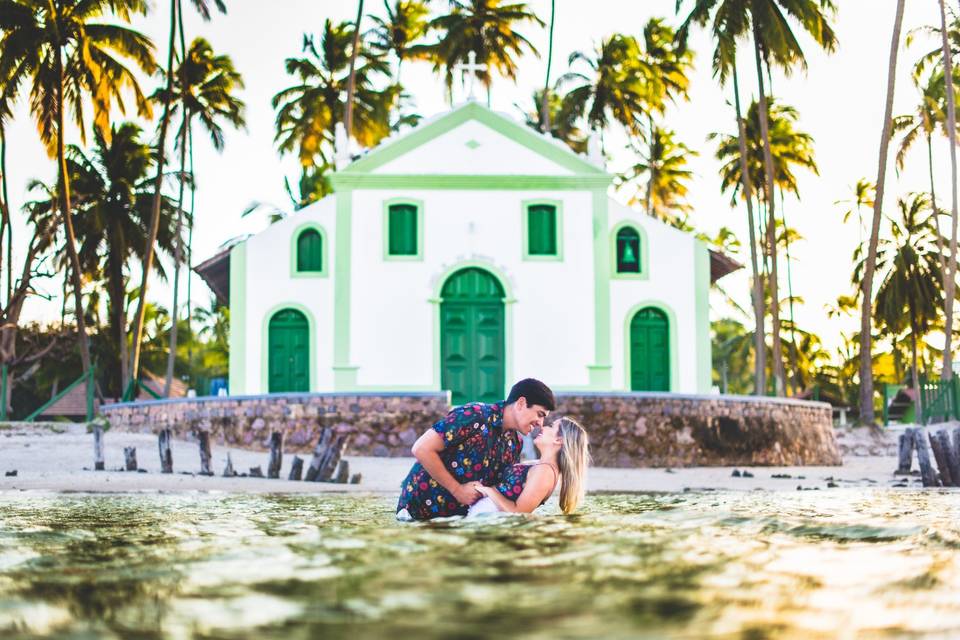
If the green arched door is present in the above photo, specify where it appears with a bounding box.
[268,308,309,392]
[440,268,505,405]
[630,307,670,391]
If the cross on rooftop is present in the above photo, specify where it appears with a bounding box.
[453,51,488,101]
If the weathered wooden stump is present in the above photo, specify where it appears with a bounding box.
[349,473,362,484]
[93,426,105,471]
[305,428,350,482]
[197,431,213,476]
[929,432,953,486]
[288,455,304,481]
[123,446,138,471]
[335,460,349,484]
[896,430,914,475]
[222,452,235,477]
[305,428,334,482]
[249,466,264,478]
[938,429,960,487]
[267,431,283,479]
[158,429,173,474]
[914,428,939,487]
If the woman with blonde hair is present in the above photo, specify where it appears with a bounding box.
[468,417,590,515]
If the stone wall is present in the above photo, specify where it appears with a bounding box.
[101,391,840,467]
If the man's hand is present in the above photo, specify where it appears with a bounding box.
[452,482,482,506]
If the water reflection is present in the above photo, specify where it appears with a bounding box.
[0,490,958,638]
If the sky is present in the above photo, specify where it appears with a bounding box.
[4,0,954,360]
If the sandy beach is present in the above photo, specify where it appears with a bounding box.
[0,421,920,495]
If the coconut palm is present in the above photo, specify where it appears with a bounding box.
[860,0,907,425]
[367,0,431,87]
[858,194,944,423]
[557,34,653,146]
[0,0,156,392]
[345,0,366,140]
[518,89,586,153]
[128,0,226,395]
[153,36,245,394]
[540,0,555,130]
[273,20,397,183]
[835,178,875,252]
[622,126,696,226]
[420,0,543,103]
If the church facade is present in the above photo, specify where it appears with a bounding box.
[197,101,737,403]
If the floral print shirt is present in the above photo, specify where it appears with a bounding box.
[397,401,522,520]
[495,462,558,507]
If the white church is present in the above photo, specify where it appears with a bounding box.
[196,100,739,404]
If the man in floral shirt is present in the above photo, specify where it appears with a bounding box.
[397,379,556,520]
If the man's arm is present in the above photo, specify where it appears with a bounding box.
[411,430,480,506]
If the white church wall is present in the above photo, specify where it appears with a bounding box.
[348,188,595,393]
[237,197,337,394]
[372,119,575,176]
[606,200,703,393]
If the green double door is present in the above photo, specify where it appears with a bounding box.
[440,268,505,405]
[268,308,309,392]
[630,307,670,391]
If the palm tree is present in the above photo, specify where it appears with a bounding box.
[861,0,907,425]
[345,0,366,140]
[129,0,225,395]
[859,194,944,423]
[936,0,959,382]
[0,0,156,392]
[675,4,766,395]
[153,37,244,394]
[273,20,397,196]
[557,34,652,146]
[835,178,875,252]
[518,89,586,153]
[367,0,430,87]
[622,126,696,226]
[540,0,555,130]
[24,124,180,395]
[422,0,543,103]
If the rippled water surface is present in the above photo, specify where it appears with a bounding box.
[1,490,960,638]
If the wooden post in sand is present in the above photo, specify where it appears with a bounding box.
[123,447,138,471]
[222,452,236,477]
[938,429,960,487]
[929,431,953,486]
[896,429,914,474]
[197,431,213,476]
[93,426,105,471]
[158,429,173,473]
[914,428,939,487]
[267,431,283,479]
[305,428,333,482]
[288,455,304,481]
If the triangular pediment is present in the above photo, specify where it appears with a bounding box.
[340,101,605,177]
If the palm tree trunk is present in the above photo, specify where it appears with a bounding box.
[128,0,178,390]
[186,120,196,387]
[939,0,959,381]
[861,0,906,425]
[0,124,10,308]
[344,0,365,139]
[106,226,127,396]
[929,135,947,269]
[53,41,92,383]
[645,114,655,217]
[164,120,188,397]
[781,189,799,396]
[911,314,922,425]
[540,0,556,132]
[733,66,767,396]
[751,28,785,396]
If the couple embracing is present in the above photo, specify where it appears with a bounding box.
[396,378,590,520]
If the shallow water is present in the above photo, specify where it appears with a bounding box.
[0,490,959,639]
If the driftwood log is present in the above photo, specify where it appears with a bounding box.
[288,455,304,481]
[123,447,138,471]
[929,431,953,487]
[268,432,283,479]
[914,428,939,487]
[93,426,105,471]
[197,431,213,476]
[158,429,173,474]
[249,466,264,478]
[896,431,914,475]
[305,428,351,482]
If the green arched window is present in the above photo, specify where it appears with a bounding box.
[388,203,419,256]
[527,204,558,256]
[616,227,641,273]
[296,228,323,272]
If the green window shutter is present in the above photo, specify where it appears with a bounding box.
[616,227,641,273]
[388,204,418,256]
[296,229,323,272]
[527,205,557,256]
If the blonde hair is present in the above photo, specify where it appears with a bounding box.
[555,417,590,514]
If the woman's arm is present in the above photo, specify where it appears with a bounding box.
[477,466,556,514]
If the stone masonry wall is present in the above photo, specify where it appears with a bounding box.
[101,391,840,467]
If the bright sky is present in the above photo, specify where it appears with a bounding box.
[5,1,952,360]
